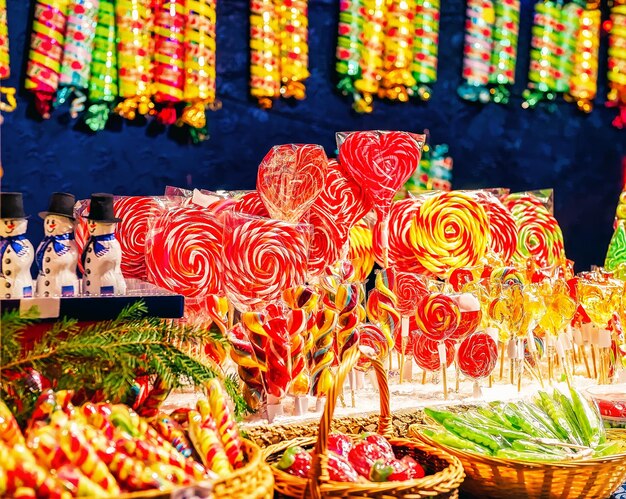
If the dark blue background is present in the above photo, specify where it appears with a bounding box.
[1,0,625,271]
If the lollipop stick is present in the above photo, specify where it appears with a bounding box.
[591,345,598,379]
[348,370,356,408]
[581,345,592,378]
[380,213,390,269]
[455,358,460,393]
[499,342,505,380]
[438,342,448,400]
[488,374,493,388]
[421,370,427,385]
[399,316,409,384]
[527,331,545,389]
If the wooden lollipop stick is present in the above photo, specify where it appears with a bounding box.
[421,370,427,385]
[499,341,505,380]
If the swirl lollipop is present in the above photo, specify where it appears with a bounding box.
[145,206,222,298]
[257,144,328,223]
[235,191,270,217]
[357,323,391,371]
[458,331,498,396]
[222,212,310,311]
[411,191,490,278]
[348,220,375,283]
[478,193,517,264]
[307,210,345,278]
[449,292,482,341]
[337,131,425,268]
[413,334,455,373]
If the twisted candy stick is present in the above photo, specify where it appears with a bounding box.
[411,0,440,100]
[568,2,600,113]
[188,409,232,477]
[278,0,309,99]
[335,282,363,360]
[25,0,69,118]
[336,0,363,101]
[348,221,375,283]
[84,0,117,131]
[250,0,280,108]
[136,377,171,420]
[554,1,582,94]
[182,0,218,141]
[458,0,495,102]
[0,0,15,120]
[263,303,296,399]
[145,207,223,298]
[114,0,154,119]
[489,0,520,104]
[607,1,626,128]
[228,323,264,410]
[380,0,416,102]
[410,191,490,278]
[152,413,193,458]
[311,308,338,397]
[56,465,110,496]
[206,379,245,469]
[353,0,387,113]
[522,1,562,108]
[356,323,391,371]
[153,0,186,125]
[366,270,400,353]
[56,0,99,117]
[0,399,25,447]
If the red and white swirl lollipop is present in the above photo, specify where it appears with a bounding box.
[222,212,311,311]
[235,190,270,217]
[307,210,346,277]
[458,331,498,379]
[145,206,223,297]
[413,334,455,372]
[477,194,517,264]
[338,131,425,267]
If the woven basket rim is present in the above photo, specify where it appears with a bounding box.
[409,424,626,469]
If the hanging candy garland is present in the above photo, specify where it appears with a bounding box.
[410,0,440,101]
[181,0,219,142]
[554,1,582,95]
[336,0,363,103]
[379,0,416,102]
[55,0,99,118]
[607,0,626,128]
[84,0,117,131]
[488,0,520,104]
[458,0,495,103]
[522,0,563,108]
[153,0,186,125]
[567,1,601,113]
[0,0,15,121]
[278,0,309,100]
[250,0,280,108]
[114,0,155,120]
[25,0,69,118]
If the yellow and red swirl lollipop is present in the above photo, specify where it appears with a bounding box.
[348,220,375,282]
[410,191,490,278]
[415,292,461,341]
[356,323,391,371]
[222,212,310,311]
[477,192,517,264]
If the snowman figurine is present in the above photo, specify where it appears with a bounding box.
[81,193,126,296]
[36,192,80,297]
[0,192,34,299]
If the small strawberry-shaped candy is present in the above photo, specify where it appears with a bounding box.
[328,433,353,457]
[361,433,395,461]
[327,452,360,482]
[275,446,312,478]
[348,440,392,479]
[400,455,425,479]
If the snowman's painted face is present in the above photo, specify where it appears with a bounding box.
[88,221,116,236]
[0,218,27,237]
[45,215,74,236]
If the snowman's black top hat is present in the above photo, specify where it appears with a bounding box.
[0,192,28,220]
[39,192,76,221]
[84,193,121,223]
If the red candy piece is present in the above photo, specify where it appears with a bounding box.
[328,433,353,457]
[276,446,311,478]
[348,440,391,480]
[458,332,498,379]
[413,335,455,372]
[328,452,361,482]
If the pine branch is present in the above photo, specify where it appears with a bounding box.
[0,302,249,422]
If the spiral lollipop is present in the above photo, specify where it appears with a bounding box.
[458,0,495,102]
[25,0,69,118]
[477,192,517,264]
[568,2,600,113]
[222,212,310,311]
[307,211,345,278]
[145,206,222,298]
[153,0,186,125]
[458,331,498,379]
[357,323,391,371]
[415,293,461,341]
[348,221,375,282]
[84,0,117,131]
[311,308,338,398]
[380,0,416,102]
[522,1,562,108]
[182,0,217,142]
[411,0,440,100]
[250,0,280,108]
[56,0,99,118]
[489,0,520,104]
[607,0,626,128]
[336,0,363,102]
[353,0,387,113]
[0,0,15,121]
[413,334,455,372]
[114,0,154,120]
[410,191,490,278]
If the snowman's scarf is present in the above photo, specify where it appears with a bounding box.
[81,233,117,269]
[36,233,74,274]
[0,235,28,275]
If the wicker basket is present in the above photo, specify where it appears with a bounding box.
[119,438,274,499]
[264,347,465,498]
[409,424,626,499]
